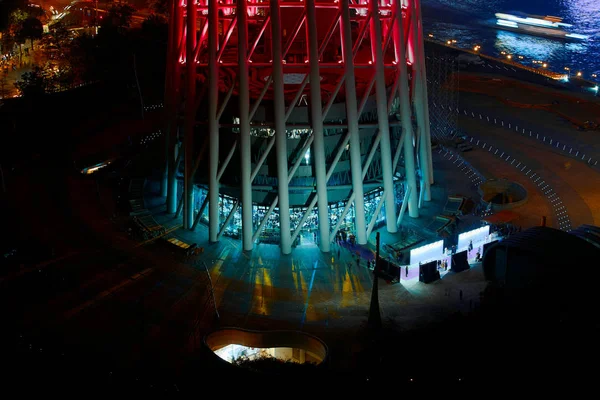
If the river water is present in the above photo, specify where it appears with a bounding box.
[421,0,600,78]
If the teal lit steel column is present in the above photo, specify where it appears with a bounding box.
[183,0,196,229]
[208,0,219,242]
[394,0,418,218]
[341,0,367,245]
[238,0,253,251]
[306,0,330,253]
[370,0,397,233]
[409,0,431,202]
[166,0,182,214]
[414,0,434,185]
[271,0,291,254]
[161,0,176,198]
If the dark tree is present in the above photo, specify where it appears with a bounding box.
[50,22,71,48]
[14,66,48,97]
[147,0,170,16]
[141,14,168,43]
[0,0,27,31]
[20,17,43,49]
[14,28,27,57]
[101,4,136,32]
[1,32,16,55]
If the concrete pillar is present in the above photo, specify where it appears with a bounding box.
[306,0,330,253]
[341,0,367,245]
[394,0,418,218]
[271,0,291,254]
[370,0,397,233]
[238,0,253,251]
[183,0,196,229]
[208,0,219,242]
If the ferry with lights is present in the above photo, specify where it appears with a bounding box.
[492,12,588,42]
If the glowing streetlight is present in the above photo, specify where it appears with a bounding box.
[576,71,582,77]
[507,55,512,60]
[564,67,571,77]
[592,74,598,78]
[542,63,548,68]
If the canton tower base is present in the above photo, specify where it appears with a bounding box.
[163,0,434,254]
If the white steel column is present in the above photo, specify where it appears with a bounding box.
[271,0,291,254]
[183,0,196,229]
[414,0,434,185]
[370,0,397,233]
[208,0,219,242]
[341,0,367,245]
[409,0,431,202]
[394,0,418,218]
[238,0,253,251]
[306,0,330,253]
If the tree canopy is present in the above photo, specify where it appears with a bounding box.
[20,17,43,48]
[101,4,136,32]
[0,0,27,31]
[14,66,48,98]
[147,0,170,16]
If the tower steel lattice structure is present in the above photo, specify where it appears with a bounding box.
[425,42,459,141]
[163,0,434,254]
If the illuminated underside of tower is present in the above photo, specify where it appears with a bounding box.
[163,0,434,254]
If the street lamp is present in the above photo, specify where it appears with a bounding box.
[507,55,512,60]
[95,0,98,35]
[576,71,582,77]
[542,63,548,68]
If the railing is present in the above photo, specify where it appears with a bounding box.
[425,39,565,80]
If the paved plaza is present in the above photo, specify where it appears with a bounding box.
[143,152,490,341]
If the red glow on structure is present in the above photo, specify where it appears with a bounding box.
[199,0,208,15]
[172,0,422,103]
[248,0,259,17]
[222,0,234,16]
